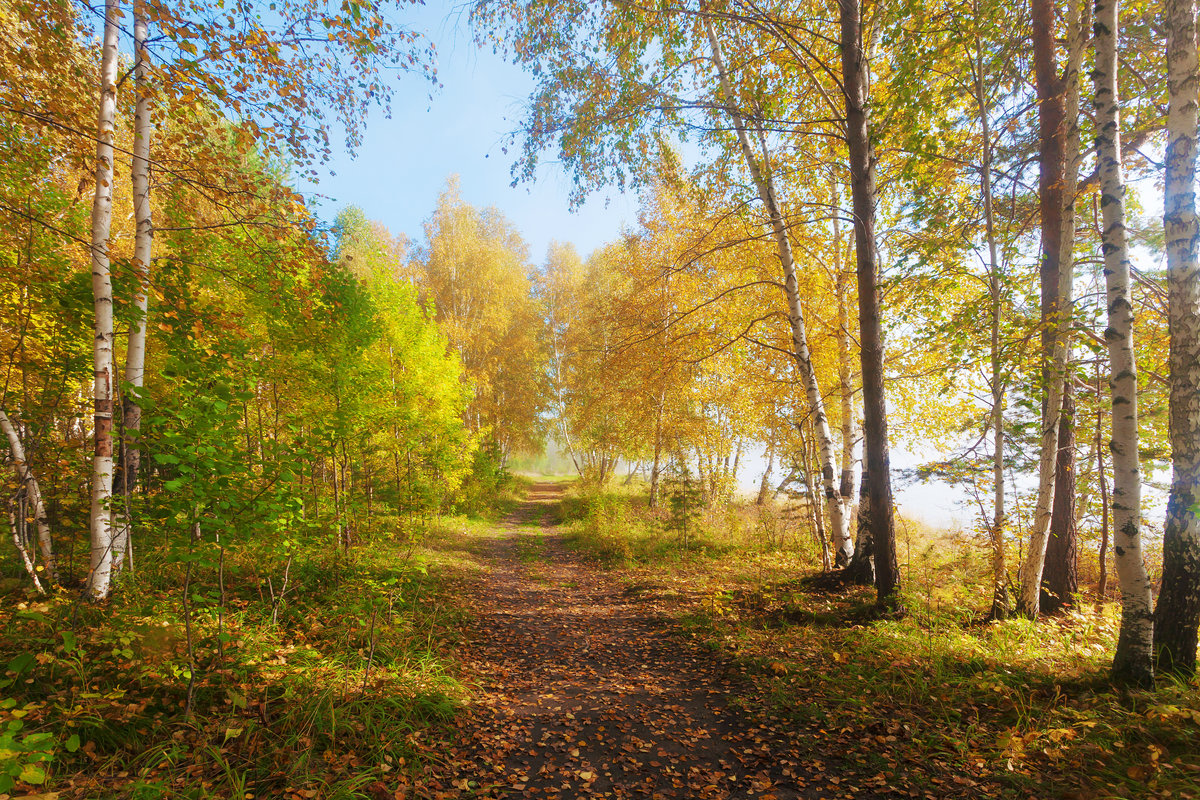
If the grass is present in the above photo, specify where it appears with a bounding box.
[563,483,1200,799]
[558,481,797,567]
[0,517,482,800]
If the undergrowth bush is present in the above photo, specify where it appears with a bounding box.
[0,531,465,799]
[452,446,526,518]
[561,482,831,567]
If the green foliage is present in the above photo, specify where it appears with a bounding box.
[0,649,59,793]
[0,533,464,798]
[663,465,705,550]
[453,444,520,518]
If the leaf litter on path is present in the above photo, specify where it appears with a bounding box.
[398,483,887,800]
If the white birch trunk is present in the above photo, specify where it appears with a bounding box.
[9,504,44,595]
[705,21,851,561]
[1094,0,1154,684]
[112,1,154,573]
[757,436,774,506]
[1155,0,1200,675]
[833,192,858,558]
[0,410,57,586]
[87,0,121,601]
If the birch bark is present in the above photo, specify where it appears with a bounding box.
[705,21,852,562]
[0,410,57,585]
[1094,0,1154,684]
[86,0,121,601]
[113,0,154,573]
[834,198,858,544]
[756,436,774,506]
[1096,362,1111,602]
[650,391,665,508]
[1155,0,1200,676]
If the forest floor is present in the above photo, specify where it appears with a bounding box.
[401,481,820,800]
[395,480,1200,800]
[13,482,1196,799]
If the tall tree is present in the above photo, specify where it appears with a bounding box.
[85,0,121,600]
[704,20,854,565]
[839,0,901,609]
[1018,0,1086,618]
[1155,0,1200,676]
[1094,0,1154,685]
[967,2,1010,619]
[415,179,547,460]
[0,409,57,585]
[112,0,155,573]
[1042,0,1089,614]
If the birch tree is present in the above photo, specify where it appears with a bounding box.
[705,21,853,565]
[112,0,155,573]
[968,9,1010,618]
[1094,0,1154,685]
[833,217,858,544]
[1155,0,1200,677]
[414,180,548,460]
[86,0,121,601]
[0,410,57,586]
[1016,0,1087,618]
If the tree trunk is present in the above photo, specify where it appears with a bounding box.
[86,0,121,601]
[1096,363,1110,603]
[971,20,1009,620]
[1094,0,1154,685]
[844,471,875,585]
[1042,0,1088,613]
[1043,387,1079,612]
[799,423,830,570]
[112,0,154,574]
[650,406,664,508]
[1016,320,1071,615]
[1155,0,1200,677]
[0,410,57,585]
[9,500,44,594]
[705,21,853,564]
[757,437,774,506]
[834,199,858,539]
[839,0,900,610]
[1017,0,1083,618]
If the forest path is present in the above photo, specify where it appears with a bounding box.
[412,481,823,799]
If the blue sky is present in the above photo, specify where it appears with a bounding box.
[299,2,640,264]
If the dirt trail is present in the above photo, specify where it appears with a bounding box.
[415,482,817,799]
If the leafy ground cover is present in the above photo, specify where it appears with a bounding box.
[8,479,1197,799]
[0,518,484,800]
[564,484,1200,799]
